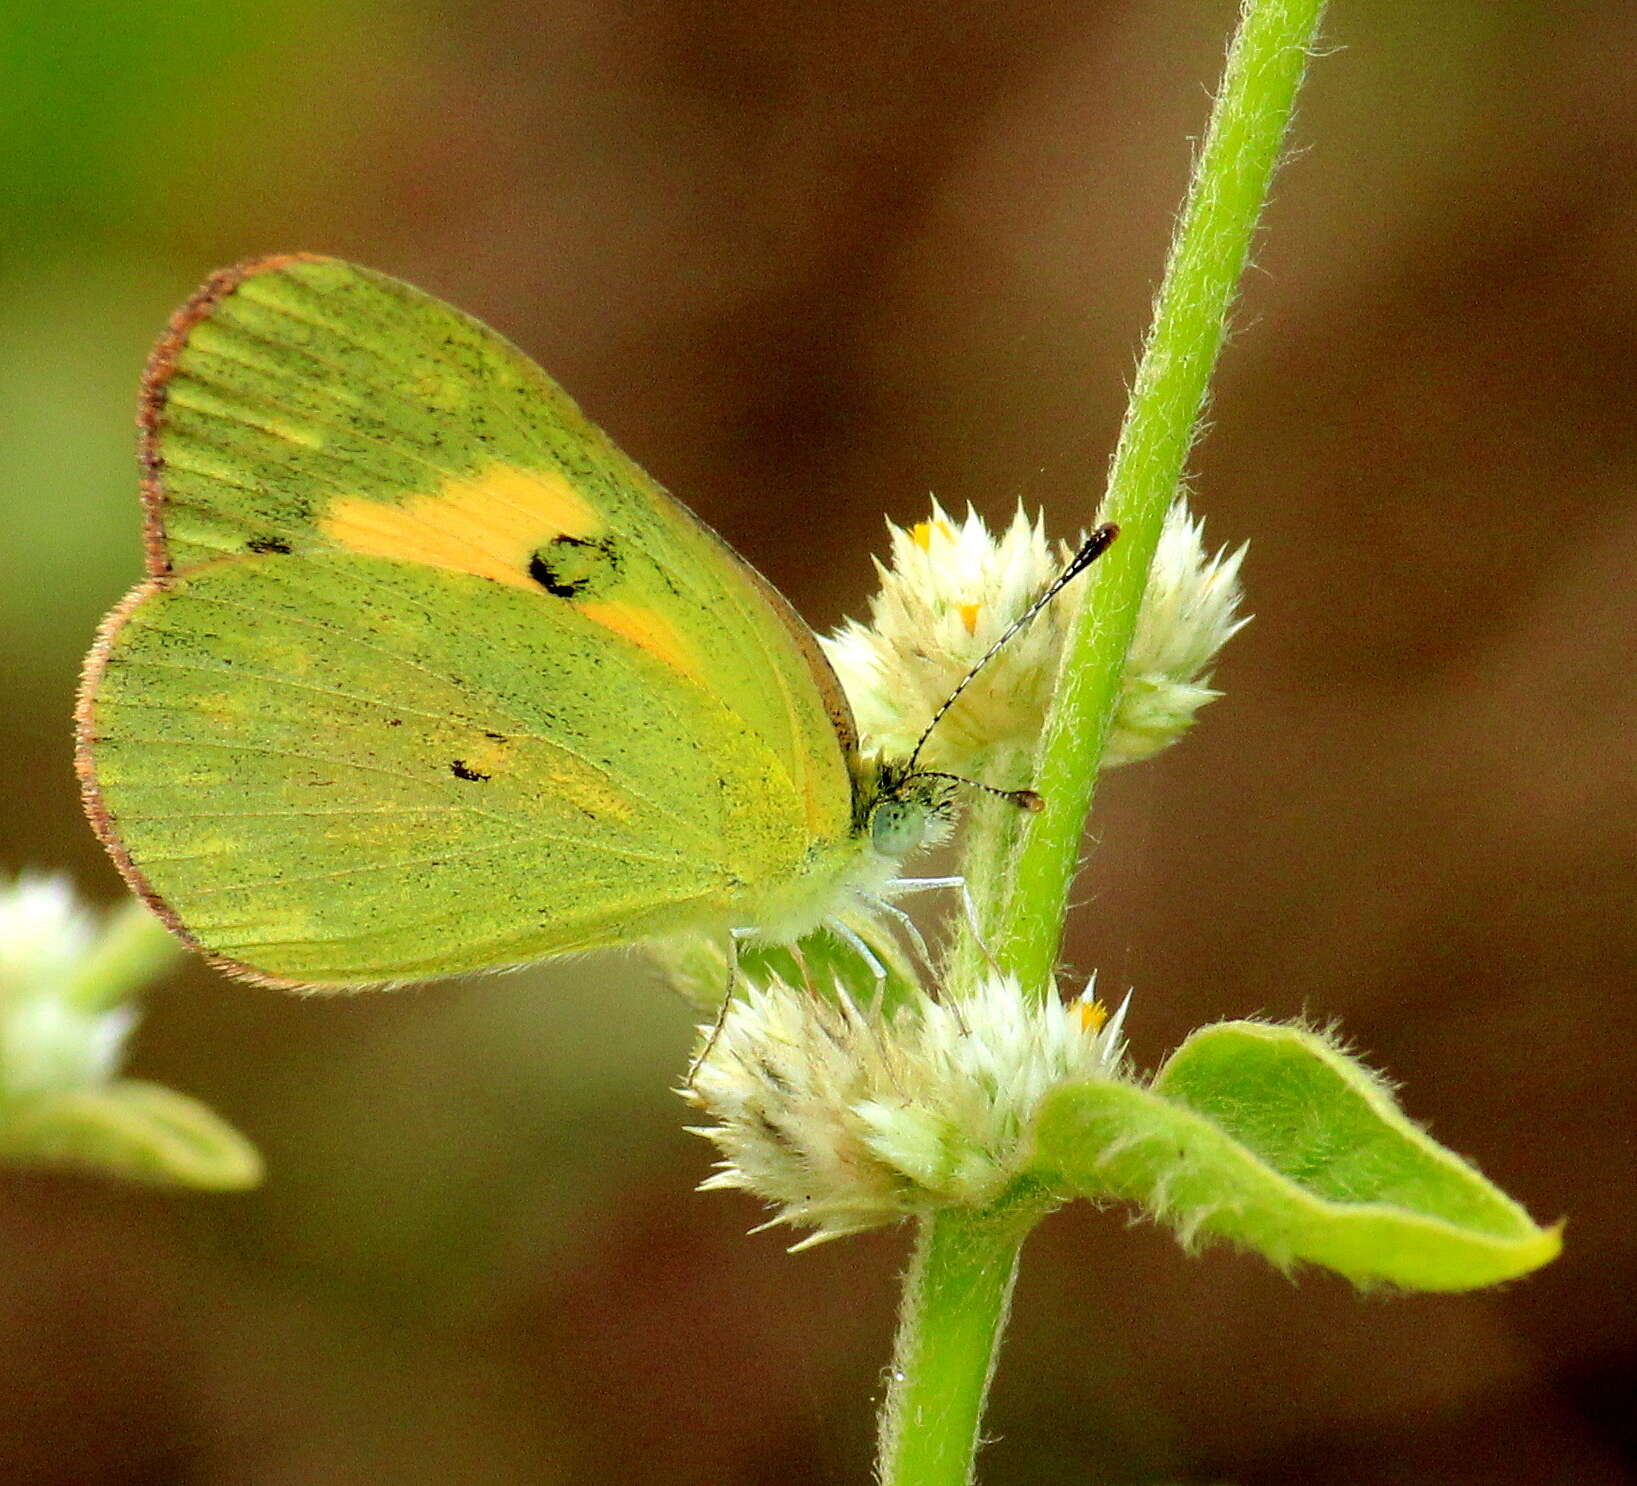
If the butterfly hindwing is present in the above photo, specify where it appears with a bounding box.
[85,550,824,984]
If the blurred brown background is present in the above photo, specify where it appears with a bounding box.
[2,1,1633,1481]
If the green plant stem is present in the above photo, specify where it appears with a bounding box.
[875,3,1328,1481]
[945,745,1031,995]
[998,0,1328,995]
[876,1201,1042,1486]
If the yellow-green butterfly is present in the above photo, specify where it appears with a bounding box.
[76,255,982,989]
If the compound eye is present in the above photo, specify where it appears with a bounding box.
[870,799,928,858]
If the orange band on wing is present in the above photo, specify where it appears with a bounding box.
[577,599,700,681]
[321,464,600,590]
[320,463,700,682]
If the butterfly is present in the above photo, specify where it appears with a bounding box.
[75,256,986,989]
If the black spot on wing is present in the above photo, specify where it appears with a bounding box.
[247,536,293,554]
[528,534,620,598]
[449,759,490,782]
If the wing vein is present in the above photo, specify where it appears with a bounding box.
[157,585,708,841]
[175,827,698,896]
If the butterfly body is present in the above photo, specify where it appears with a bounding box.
[78,257,949,987]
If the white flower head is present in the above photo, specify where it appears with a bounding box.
[822,498,1247,774]
[1103,498,1249,768]
[684,974,1130,1247]
[0,874,136,1097]
[0,874,99,998]
[821,502,1071,770]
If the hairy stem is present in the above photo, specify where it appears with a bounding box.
[876,1201,1043,1486]
[874,2,1329,1481]
[998,0,1328,994]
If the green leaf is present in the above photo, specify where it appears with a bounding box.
[0,1079,263,1190]
[655,912,924,1017]
[740,916,924,1016]
[1032,1021,1560,1291]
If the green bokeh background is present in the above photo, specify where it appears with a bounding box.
[3,3,1633,1482]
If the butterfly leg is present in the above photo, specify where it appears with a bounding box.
[687,930,746,1085]
[821,921,913,1095]
[881,873,965,900]
[830,919,888,1000]
[882,875,1001,974]
[870,899,937,981]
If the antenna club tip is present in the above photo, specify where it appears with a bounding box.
[1013,789,1046,813]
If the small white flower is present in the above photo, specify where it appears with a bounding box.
[0,876,257,1189]
[1103,498,1248,767]
[684,974,1130,1247]
[0,874,98,995]
[822,498,1246,772]
[822,503,1070,770]
[0,874,136,1098]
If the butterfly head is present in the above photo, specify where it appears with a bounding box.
[863,759,959,859]
[857,752,1049,866]
[840,522,1115,867]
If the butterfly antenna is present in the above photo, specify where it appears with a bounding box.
[905,522,1120,780]
[915,770,1046,813]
